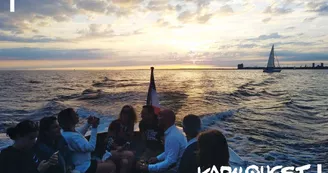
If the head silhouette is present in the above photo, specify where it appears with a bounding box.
[141,105,156,122]
[57,108,79,131]
[6,120,39,150]
[158,109,175,130]
[183,114,201,139]
[38,116,61,146]
[198,129,230,170]
[119,105,137,125]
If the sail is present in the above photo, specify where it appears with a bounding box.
[146,67,161,115]
[266,45,275,68]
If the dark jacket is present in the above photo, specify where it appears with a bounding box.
[178,142,199,173]
[34,136,73,173]
[0,146,40,173]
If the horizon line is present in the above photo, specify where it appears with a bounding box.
[0,67,238,71]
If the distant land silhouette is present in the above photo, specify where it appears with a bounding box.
[237,62,328,70]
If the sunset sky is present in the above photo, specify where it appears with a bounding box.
[0,0,328,70]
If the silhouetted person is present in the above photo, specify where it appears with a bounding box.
[179,114,201,173]
[0,120,57,173]
[106,105,136,173]
[107,105,137,150]
[137,109,187,173]
[35,116,73,173]
[58,108,116,173]
[198,129,230,172]
[139,105,164,159]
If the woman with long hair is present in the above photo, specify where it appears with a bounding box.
[107,105,137,149]
[106,105,136,173]
[0,120,57,173]
[198,129,230,172]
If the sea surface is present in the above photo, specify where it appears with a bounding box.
[0,70,327,172]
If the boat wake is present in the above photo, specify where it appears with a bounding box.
[199,109,237,130]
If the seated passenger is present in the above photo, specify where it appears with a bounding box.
[137,109,187,173]
[198,129,230,172]
[139,105,164,159]
[179,114,201,173]
[0,120,57,173]
[106,105,136,173]
[35,116,73,173]
[58,108,116,173]
[107,105,136,150]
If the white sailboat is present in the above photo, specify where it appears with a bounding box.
[263,45,281,73]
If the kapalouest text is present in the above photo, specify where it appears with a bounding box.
[198,164,323,173]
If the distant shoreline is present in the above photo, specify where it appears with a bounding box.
[238,67,328,70]
[1,67,328,71]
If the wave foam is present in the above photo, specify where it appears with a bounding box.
[200,109,237,130]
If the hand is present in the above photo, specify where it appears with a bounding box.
[140,164,148,172]
[87,116,94,125]
[48,152,58,166]
[136,162,148,172]
[37,160,50,173]
[148,157,158,164]
[92,121,99,128]
[91,117,99,128]
[136,161,142,168]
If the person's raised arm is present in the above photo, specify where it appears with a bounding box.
[76,116,94,135]
[70,121,98,152]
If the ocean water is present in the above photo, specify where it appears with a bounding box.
[0,70,327,172]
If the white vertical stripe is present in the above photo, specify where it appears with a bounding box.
[10,0,15,12]
[151,89,160,107]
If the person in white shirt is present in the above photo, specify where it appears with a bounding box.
[58,108,116,173]
[137,109,187,173]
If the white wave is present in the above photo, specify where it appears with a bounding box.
[0,133,12,150]
[200,109,237,130]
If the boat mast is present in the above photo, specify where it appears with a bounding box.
[275,55,281,68]
[275,47,281,68]
[273,45,275,67]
